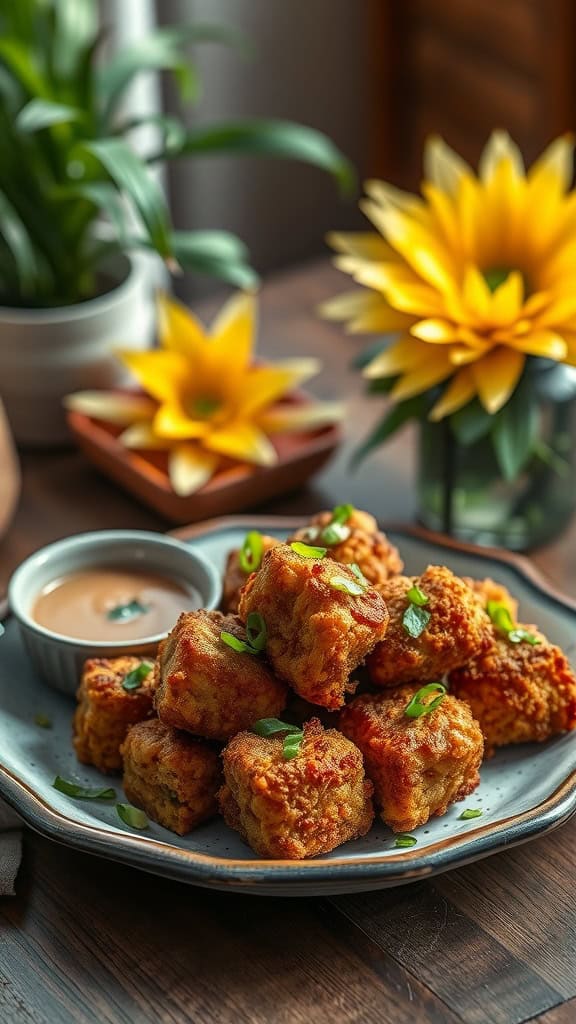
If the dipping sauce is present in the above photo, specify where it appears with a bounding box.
[32,568,200,641]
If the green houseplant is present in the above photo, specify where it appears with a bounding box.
[0,0,352,444]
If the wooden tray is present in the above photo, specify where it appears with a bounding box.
[66,397,341,524]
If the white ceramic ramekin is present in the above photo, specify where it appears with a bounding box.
[8,530,221,696]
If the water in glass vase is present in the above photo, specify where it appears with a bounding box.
[417,365,576,551]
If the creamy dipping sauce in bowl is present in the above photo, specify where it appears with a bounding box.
[32,568,201,642]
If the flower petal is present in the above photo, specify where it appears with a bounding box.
[528,134,574,193]
[319,288,415,332]
[410,318,459,343]
[429,368,476,421]
[479,131,524,181]
[168,445,219,496]
[64,390,156,425]
[424,135,472,197]
[327,231,395,261]
[118,349,189,404]
[238,361,319,417]
[153,402,211,440]
[363,334,424,379]
[118,422,170,449]
[208,291,256,378]
[472,348,525,413]
[258,401,345,433]
[507,329,567,361]
[204,422,277,466]
[390,350,454,401]
[156,292,207,365]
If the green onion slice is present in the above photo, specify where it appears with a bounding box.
[350,563,368,584]
[487,600,540,646]
[459,808,483,820]
[246,612,267,651]
[404,683,447,719]
[394,835,417,848]
[122,662,153,691]
[290,541,327,559]
[239,531,264,574]
[406,584,429,607]
[34,713,52,728]
[116,803,149,829]
[53,776,116,800]
[320,522,350,546]
[221,631,257,655]
[329,575,366,596]
[331,503,354,525]
[107,598,149,622]
[252,718,302,737]
[402,603,431,638]
[282,732,304,760]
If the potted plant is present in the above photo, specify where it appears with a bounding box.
[0,0,352,446]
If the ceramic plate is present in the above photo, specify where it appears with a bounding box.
[0,517,575,897]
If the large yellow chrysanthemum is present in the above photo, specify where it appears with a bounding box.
[66,292,342,495]
[321,131,576,420]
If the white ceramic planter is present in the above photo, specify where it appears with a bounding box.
[0,252,155,447]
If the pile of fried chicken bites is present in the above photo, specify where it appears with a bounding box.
[72,505,576,859]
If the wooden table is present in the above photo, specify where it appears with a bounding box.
[1,261,575,1024]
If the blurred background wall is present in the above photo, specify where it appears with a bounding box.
[104,0,576,285]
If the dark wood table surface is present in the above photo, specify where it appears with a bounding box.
[1,260,575,1024]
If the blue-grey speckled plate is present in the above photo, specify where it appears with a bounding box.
[0,516,575,896]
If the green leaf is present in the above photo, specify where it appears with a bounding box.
[404,683,446,718]
[282,732,304,760]
[0,190,43,294]
[168,229,249,263]
[169,233,257,289]
[394,835,417,848]
[402,604,431,639]
[290,541,327,559]
[352,395,427,468]
[239,531,264,573]
[98,24,246,122]
[53,776,116,801]
[163,119,355,193]
[15,99,83,133]
[491,387,539,481]
[0,39,48,98]
[351,338,390,370]
[122,662,154,692]
[81,138,173,259]
[406,585,429,607]
[107,598,149,622]
[246,612,267,652]
[55,181,127,245]
[252,719,303,738]
[450,399,493,446]
[459,808,483,820]
[52,0,99,81]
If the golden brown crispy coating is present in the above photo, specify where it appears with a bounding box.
[463,576,519,620]
[154,609,287,741]
[449,627,576,756]
[238,544,389,709]
[219,718,374,858]
[223,535,281,614]
[289,511,403,591]
[366,566,491,688]
[73,656,156,773]
[340,686,483,833]
[121,719,221,835]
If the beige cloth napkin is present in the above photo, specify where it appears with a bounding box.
[0,799,22,895]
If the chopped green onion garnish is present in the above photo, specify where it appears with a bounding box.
[394,835,417,848]
[404,683,447,719]
[122,662,153,691]
[221,631,258,655]
[406,584,429,607]
[331,503,354,526]
[253,718,302,737]
[487,600,540,646]
[402,603,431,638]
[282,732,304,760]
[239,531,264,574]
[116,803,149,829]
[246,612,267,651]
[34,713,52,728]
[290,541,327,559]
[350,563,368,584]
[53,776,116,800]
[320,522,350,546]
[329,575,366,596]
[107,598,149,622]
[252,719,304,760]
[459,808,483,820]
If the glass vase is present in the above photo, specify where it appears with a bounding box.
[417,364,576,550]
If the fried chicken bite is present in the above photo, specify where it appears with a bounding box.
[289,510,403,591]
[73,656,156,773]
[449,627,576,756]
[238,544,389,709]
[154,609,287,741]
[340,686,484,833]
[223,534,281,613]
[463,576,519,620]
[219,718,374,858]
[366,566,491,688]
[121,719,221,835]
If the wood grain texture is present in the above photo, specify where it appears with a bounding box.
[0,259,575,1024]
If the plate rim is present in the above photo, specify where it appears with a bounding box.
[1,516,575,891]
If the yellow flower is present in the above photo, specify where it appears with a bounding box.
[66,291,343,495]
[321,131,576,419]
